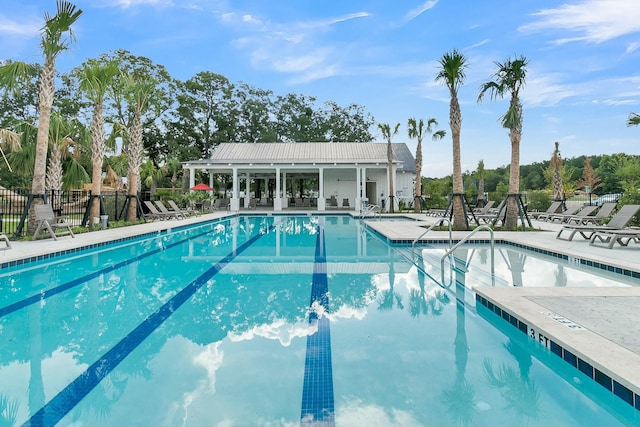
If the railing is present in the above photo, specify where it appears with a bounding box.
[440,225,495,287]
[361,203,381,219]
[0,188,151,237]
[411,218,452,262]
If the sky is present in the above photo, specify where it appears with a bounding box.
[1,0,640,178]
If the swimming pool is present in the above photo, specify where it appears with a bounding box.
[0,215,638,426]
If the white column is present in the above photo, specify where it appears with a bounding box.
[318,167,325,210]
[189,167,195,189]
[355,166,362,213]
[282,171,288,208]
[208,171,214,197]
[231,167,240,211]
[244,173,250,208]
[274,167,282,211]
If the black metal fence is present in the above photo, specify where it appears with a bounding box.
[0,188,153,237]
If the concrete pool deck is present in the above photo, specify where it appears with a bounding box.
[1,211,639,409]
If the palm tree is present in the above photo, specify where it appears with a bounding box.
[378,122,400,213]
[407,118,446,213]
[0,128,22,172]
[123,75,157,222]
[436,49,469,230]
[476,160,486,207]
[45,111,89,196]
[478,55,529,229]
[77,60,119,225]
[550,141,563,202]
[30,1,83,231]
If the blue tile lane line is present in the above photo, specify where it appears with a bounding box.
[0,222,226,320]
[300,223,335,425]
[22,224,275,427]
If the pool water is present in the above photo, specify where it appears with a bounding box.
[0,215,638,426]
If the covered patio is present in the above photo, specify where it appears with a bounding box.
[182,142,416,212]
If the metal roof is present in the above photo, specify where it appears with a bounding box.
[185,142,415,172]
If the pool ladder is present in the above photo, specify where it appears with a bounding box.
[361,203,382,219]
[411,221,495,287]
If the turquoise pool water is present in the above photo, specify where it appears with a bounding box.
[0,215,638,426]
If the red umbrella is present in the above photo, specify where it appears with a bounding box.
[190,183,214,191]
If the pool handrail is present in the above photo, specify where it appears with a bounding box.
[440,225,495,287]
[361,203,381,219]
[411,218,452,262]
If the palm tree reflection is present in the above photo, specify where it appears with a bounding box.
[409,265,450,318]
[378,257,404,311]
[441,249,478,425]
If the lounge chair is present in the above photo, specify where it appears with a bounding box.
[295,197,304,208]
[556,204,640,241]
[342,198,350,209]
[0,232,11,250]
[531,201,564,221]
[143,201,178,220]
[155,200,186,219]
[473,200,495,213]
[576,202,617,225]
[167,200,197,217]
[589,228,640,249]
[547,205,597,223]
[475,201,507,224]
[327,197,338,208]
[33,204,75,240]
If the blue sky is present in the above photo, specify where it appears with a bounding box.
[2,0,640,177]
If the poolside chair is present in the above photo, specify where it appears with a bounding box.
[475,201,507,224]
[546,205,595,223]
[473,200,495,213]
[155,200,186,219]
[0,232,11,250]
[295,197,304,208]
[247,198,257,209]
[576,202,617,225]
[556,204,640,242]
[327,196,338,208]
[531,201,564,221]
[167,200,197,217]
[143,201,178,220]
[33,203,75,241]
[589,228,640,249]
[342,198,350,209]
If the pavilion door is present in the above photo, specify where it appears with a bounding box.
[366,182,377,205]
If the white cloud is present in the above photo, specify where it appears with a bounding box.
[520,0,640,44]
[404,0,439,22]
[0,15,40,37]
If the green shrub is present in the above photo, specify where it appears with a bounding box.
[527,190,552,212]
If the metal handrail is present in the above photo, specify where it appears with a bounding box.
[440,225,495,286]
[361,203,381,219]
[411,218,452,261]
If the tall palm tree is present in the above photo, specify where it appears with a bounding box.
[45,111,88,193]
[77,60,119,224]
[550,141,563,202]
[378,122,400,213]
[476,159,486,207]
[436,49,468,230]
[478,55,529,229]
[407,117,446,213]
[123,75,157,222]
[30,1,82,230]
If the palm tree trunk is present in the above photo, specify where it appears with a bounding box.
[28,59,55,234]
[505,126,522,229]
[414,137,423,213]
[387,140,394,213]
[126,112,143,222]
[90,103,105,224]
[450,93,466,229]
